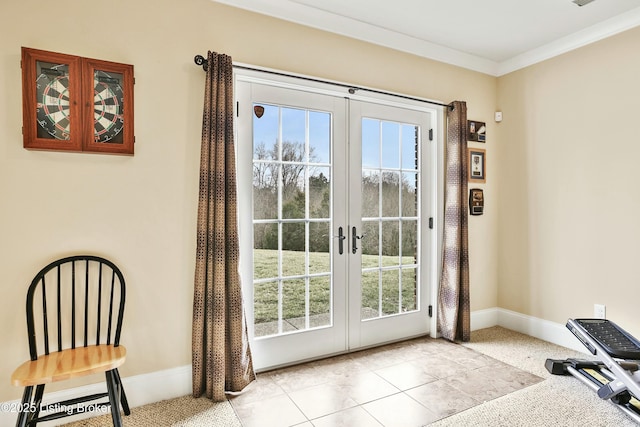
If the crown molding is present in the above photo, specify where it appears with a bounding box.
[497,6,640,76]
[213,0,499,75]
[213,0,640,77]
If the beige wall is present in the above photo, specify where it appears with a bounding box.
[0,0,497,402]
[497,26,640,337]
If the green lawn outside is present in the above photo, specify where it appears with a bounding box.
[253,249,417,324]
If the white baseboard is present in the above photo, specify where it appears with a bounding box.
[0,364,192,426]
[1,308,587,426]
[471,307,588,354]
[470,307,499,331]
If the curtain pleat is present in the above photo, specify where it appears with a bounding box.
[192,51,255,401]
[437,100,471,342]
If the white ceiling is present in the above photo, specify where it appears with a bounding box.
[212,0,640,76]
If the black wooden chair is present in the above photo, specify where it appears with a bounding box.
[11,255,130,427]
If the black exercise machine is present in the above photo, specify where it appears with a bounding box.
[546,319,640,423]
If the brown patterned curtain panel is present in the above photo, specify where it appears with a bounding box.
[437,100,471,342]
[192,51,255,401]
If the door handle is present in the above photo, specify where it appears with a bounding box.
[334,226,346,255]
[352,227,366,254]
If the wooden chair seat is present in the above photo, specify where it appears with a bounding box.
[12,345,126,387]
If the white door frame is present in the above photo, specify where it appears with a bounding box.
[234,66,444,371]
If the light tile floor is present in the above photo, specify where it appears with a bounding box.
[228,336,542,427]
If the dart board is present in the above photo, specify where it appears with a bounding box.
[36,62,72,140]
[22,47,134,154]
[92,70,125,143]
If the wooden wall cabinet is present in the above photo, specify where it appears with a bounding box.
[21,47,134,155]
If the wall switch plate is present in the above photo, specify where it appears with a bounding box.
[594,304,606,319]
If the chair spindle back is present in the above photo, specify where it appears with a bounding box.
[25,255,126,361]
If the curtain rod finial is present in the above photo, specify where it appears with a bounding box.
[194,55,208,71]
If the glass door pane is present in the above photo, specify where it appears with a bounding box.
[360,120,419,320]
[252,104,333,337]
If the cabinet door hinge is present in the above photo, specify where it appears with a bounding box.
[429,217,434,229]
[428,305,433,317]
[428,128,433,141]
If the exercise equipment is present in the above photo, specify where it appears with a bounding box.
[546,319,640,423]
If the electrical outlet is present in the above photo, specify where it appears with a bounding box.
[594,304,606,319]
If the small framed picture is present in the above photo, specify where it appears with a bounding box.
[468,120,486,142]
[468,148,486,183]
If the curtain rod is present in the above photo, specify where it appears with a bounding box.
[194,55,454,111]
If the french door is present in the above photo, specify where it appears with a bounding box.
[348,100,433,350]
[236,73,438,370]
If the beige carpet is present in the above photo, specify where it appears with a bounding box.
[435,327,637,427]
[62,395,241,427]
[62,326,638,426]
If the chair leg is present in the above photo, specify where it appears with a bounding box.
[31,384,45,423]
[105,370,123,427]
[15,386,33,427]
[113,369,130,415]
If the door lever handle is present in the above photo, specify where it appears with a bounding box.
[334,226,346,255]
[352,227,366,254]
